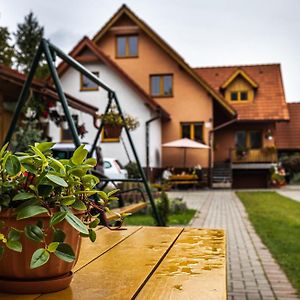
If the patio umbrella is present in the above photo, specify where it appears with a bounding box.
[162,138,210,167]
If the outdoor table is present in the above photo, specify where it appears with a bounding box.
[0,226,226,300]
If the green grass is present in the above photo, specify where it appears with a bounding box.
[123,209,196,226]
[236,191,300,294]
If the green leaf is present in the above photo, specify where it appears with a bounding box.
[24,224,44,242]
[64,210,89,235]
[0,246,4,257]
[49,157,66,174]
[30,248,50,269]
[84,157,97,166]
[98,191,108,201]
[82,174,99,189]
[30,145,47,164]
[13,192,36,201]
[107,189,120,197]
[0,143,8,160]
[8,228,20,241]
[35,142,55,153]
[53,229,66,242]
[50,211,68,226]
[72,199,87,211]
[22,163,37,174]
[6,240,22,252]
[89,218,100,228]
[54,243,75,262]
[71,145,88,165]
[5,155,21,176]
[46,174,68,187]
[61,195,76,206]
[17,205,49,220]
[68,165,91,177]
[47,242,59,253]
[89,229,96,242]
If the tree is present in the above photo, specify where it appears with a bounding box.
[14,11,46,76]
[0,27,14,66]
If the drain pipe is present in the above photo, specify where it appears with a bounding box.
[146,115,160,180]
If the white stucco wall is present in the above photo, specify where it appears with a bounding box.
[48,61,162,168]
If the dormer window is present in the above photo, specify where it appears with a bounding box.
[230,91,248,102]
[116,35,138,58]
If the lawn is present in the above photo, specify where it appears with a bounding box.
[236,191,300,294]
[123,209,196,226]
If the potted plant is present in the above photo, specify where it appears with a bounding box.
[235,146,249,159]
[0,142,119,294]
[97,106,139,139]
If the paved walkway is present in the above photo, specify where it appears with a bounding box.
[168,190,299,300]
[277,185,300,203]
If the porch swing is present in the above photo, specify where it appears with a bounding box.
[4,38,164,226]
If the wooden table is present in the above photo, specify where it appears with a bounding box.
[0,227,226,300]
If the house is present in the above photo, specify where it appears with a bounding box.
[54,37,170,172]
[195,64,289,188]
[275,103,300,155]
[79,4,289,187]
[0,64,98,145]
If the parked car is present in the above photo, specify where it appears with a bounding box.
[51,143,128,180]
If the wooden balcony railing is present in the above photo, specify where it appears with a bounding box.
[231,148,278,163]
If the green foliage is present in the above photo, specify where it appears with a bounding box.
[0,27,14,66]
[155,191,170,224]
[281,153,300,177]
[0,142,119,269]
[124,209,196,226]
[13,11,48,78]
[98,105,139,131]
[236,191,300,294]
[125,162,140,179]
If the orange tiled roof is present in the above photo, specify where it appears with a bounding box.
[275,103,300,149]
[194,64,289,121]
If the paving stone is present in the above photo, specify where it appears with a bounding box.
[168,190,300,300]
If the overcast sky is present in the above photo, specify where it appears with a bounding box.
[1,0,299,101]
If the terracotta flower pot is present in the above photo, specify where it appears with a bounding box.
[0,209,84,294]
[103,124,123,139]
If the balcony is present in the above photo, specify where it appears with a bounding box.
[231,148,278,164]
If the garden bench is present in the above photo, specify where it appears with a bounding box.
[168,174,199,188]
[0,226,226,299]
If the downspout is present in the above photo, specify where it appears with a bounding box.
[146,114,161,180]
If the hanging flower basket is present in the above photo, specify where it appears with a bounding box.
[103,123,123,139]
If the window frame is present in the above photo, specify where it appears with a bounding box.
[235,130,262,149]
[115,34,138,58]
[150,74,173,97]
[60,115,79,142]
[180,122,204,142]
[230,90,249,102]
[80,71,99,91]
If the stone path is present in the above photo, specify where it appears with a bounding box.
[277,185,300,203]
[168,190,299,300]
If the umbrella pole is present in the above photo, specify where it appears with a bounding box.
[183,148,187,168]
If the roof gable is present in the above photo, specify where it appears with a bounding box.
[221,69,258,89]
[92,4,236,117]
[56,37,170,120]
[195,64,289,121]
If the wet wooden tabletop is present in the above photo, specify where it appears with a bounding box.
[0,227,226,300]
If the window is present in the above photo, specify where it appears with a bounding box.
[230,91,248,102]
[181,122,203,142]
[249,131,262,149]
[235,130,262,149]
[116,35,138,58]
[150,74,173,97]
[231,92,238,101]
[80,72,99,91]
[61,115,78,142]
